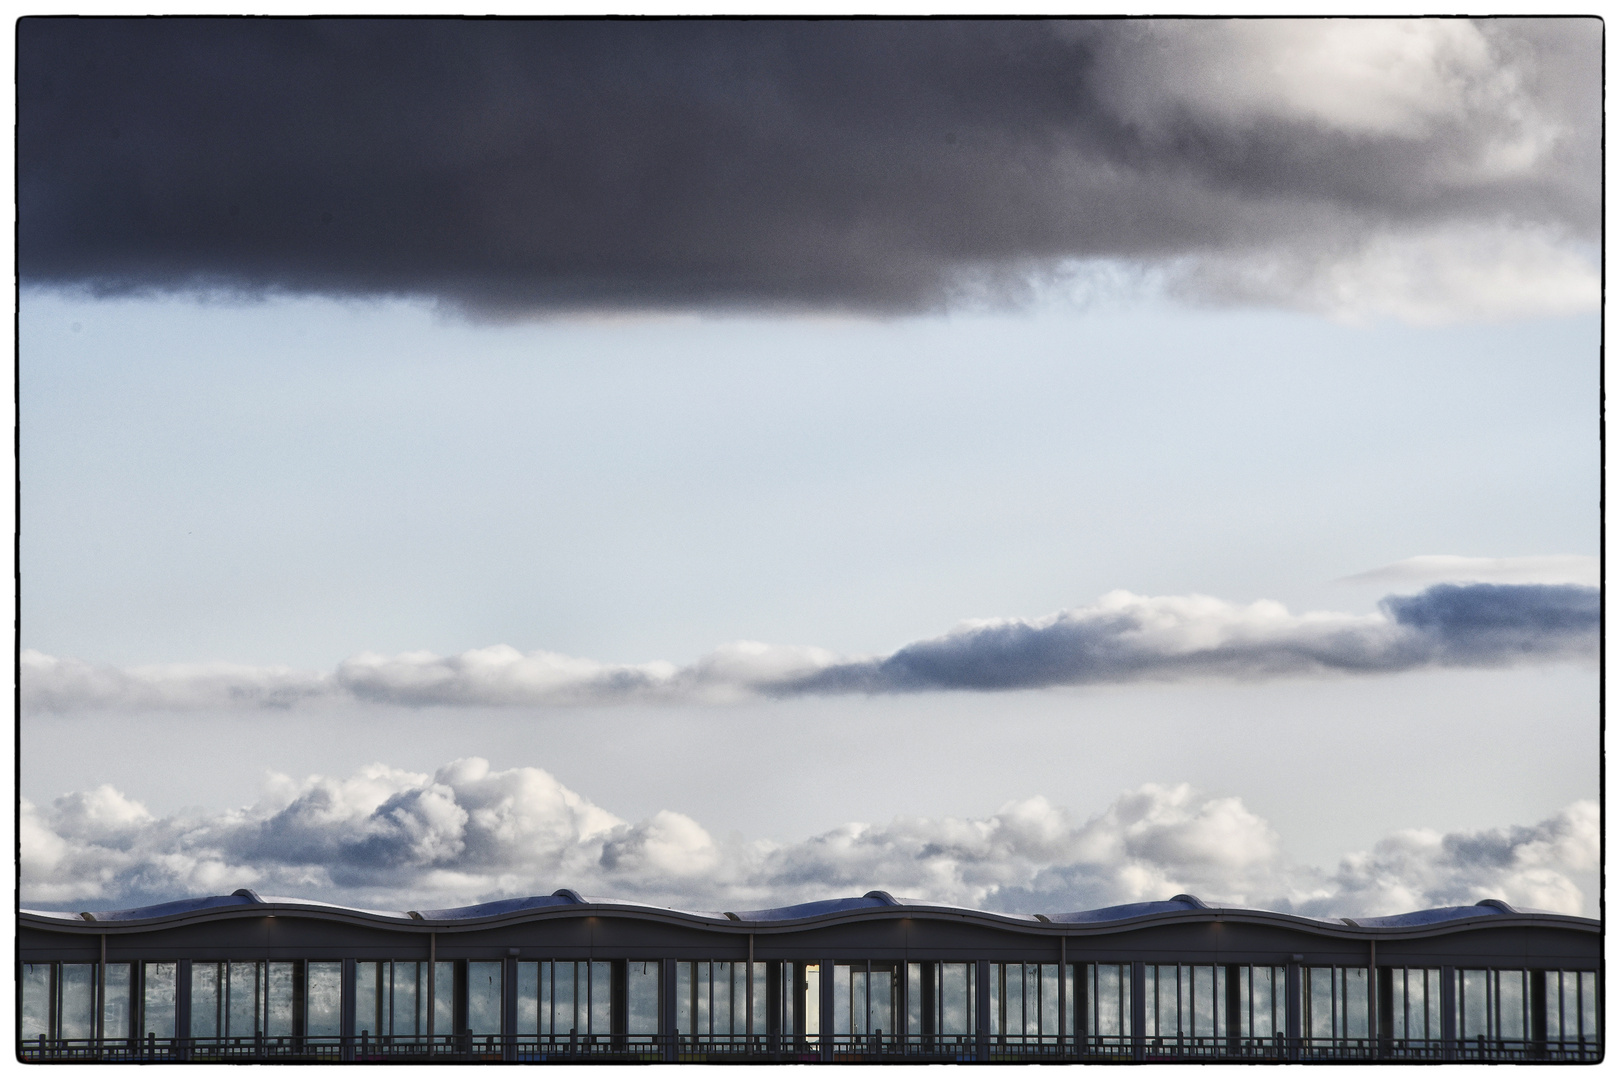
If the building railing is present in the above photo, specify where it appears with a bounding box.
[16,1031,1604,1064]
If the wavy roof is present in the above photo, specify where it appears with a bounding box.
[21,888,1595,938]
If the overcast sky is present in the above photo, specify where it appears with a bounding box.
[19,17,1600,918]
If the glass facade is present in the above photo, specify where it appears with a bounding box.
[1303,965,1369,1055]
[676,960,760,1040]
[1080,962,1133,1043]
[832,962,896,1037]
[357,961,429,1039]
[910,961,976,1039]
[14,939,1601,1063]
[989,962,1067,1041]
[20,962,176,1046]
[1381,966,1441,1047]
[1542,969,1599,1054]
[518,960,613,1038]
[306,962,343,1039]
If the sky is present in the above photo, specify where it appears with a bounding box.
[17,17,1602,919]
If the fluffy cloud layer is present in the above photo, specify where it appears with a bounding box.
[23,583,1597,713]
[22,757,1598,919]
[18,19,1597,322]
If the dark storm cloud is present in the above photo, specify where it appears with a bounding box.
[17,18,1600,315]
[22,584,1597,712]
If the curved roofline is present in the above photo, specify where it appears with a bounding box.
[20,891,1600,940]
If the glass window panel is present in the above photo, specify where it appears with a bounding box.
[565,962,581,1035]
[1421,969,1438,1041]
[751,962,768,1036]
[265,962,295,1038]
[1006,965,1019,1038]
[1460,969,1488,1039]
[1562,971,1580,1040]
[696,962,711,1036]
[1122,965,1132,1038]
[908,964,922,1035]
[853,965,868,1036]
[142,963,177,1040]
[1064,965,1076,1040]
[1019,965,1033,1037]
[628,961,660,1039]
[1253,967,1270,1040]
[191,963,221,1039]
[803,964,820,1038]
[306,962,342,1038]
[1497,970,1525,1040]
[22,963,52,1043]
[988,964,1001,1035]
[1039,964,1058,1037]
[1161,965,1179,1037]
[103,963,133,1041]
[941,963,970,1036]
[393,962,424,1037]
[871,966,894,1036]
[433,962,455,1037]
[1579,972,1597,1041]
[59,964,96,1040]
[517,962,539,1035]
[592,961,612,1036]
[1091,964,1124,1038]
[1307,968,1333,1039]
[1343,968,1367,1039]
[544,965,557,1036]
[726,959,739,1035]
[676,962,692,1037]
[227,960,261,1037]
[467,961,503,1035]
[842,965,855,1036]
[1193,966,1215,1038]
[355,961,380,1038]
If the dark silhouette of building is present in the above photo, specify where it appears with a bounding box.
[20,889,1601,1063]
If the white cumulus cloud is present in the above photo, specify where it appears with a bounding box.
[20,758,1598,920]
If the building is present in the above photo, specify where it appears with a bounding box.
[19,889,1601,1063]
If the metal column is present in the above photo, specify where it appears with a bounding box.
[1285,960,1302,1062]
[976,960,991,1062]
[1440,966,1457,1062]
[661,958,678,1062]
[820,959,835,1062]
[340,958,356,1062]
[1131,961,1147,1062]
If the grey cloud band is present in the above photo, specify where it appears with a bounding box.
[21,583,1599,713]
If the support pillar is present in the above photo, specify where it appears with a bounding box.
[661,958,678,1062]
[1440,966,1457,1062]
[820,959,835,1062]
[340,958,356,1062]
[1285,960,1302,1061]
[975,960,991,1062]
[1131,961,1146,1062]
